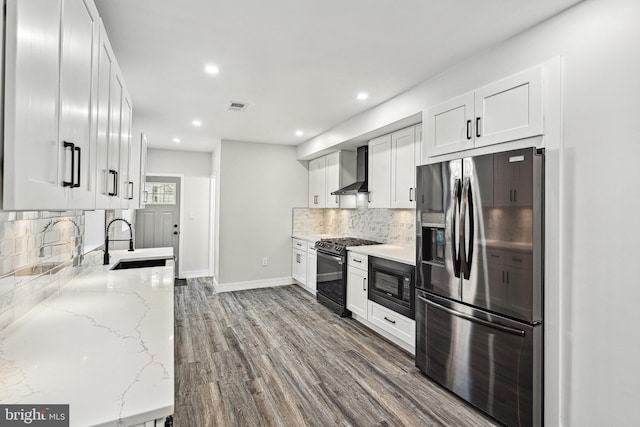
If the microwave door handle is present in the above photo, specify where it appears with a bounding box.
[451,178,461,278]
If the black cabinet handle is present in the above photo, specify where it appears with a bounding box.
[475,117,481,138]
[108,170,118,196]
[73,146,81,188]
[363,277,366,292]
[466,120,472,140]
[128,182,134,200]
[63,141,75,187]
[383,316,396,324]
[514,189,517,203]
[409,187,414,202]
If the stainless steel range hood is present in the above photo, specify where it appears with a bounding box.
[331,146,368,195]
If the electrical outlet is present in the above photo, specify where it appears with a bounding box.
[262,257,268,266]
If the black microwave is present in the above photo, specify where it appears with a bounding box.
[368,256,415,319]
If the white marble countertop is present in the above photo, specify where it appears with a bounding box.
[0,247,175,427]
[347,244,416,266]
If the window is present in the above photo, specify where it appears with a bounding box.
[144,182,176,205]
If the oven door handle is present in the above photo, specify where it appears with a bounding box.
[317,251,343,264]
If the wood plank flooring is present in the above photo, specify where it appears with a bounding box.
[174,279,499,427]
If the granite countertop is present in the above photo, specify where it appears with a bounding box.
[0,247,175,427]
[347,245,416,266]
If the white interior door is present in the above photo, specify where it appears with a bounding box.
[135,176,181,277]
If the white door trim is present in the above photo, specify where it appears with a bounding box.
[144,172,185,279]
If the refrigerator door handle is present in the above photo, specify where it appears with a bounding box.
[417,294,525,337]
[451,178,462,278]
[460,177,474,280]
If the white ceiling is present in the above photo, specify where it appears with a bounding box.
[95,0,583,152]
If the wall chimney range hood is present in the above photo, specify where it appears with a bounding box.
[332,146,368,195]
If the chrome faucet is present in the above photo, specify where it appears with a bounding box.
[104,218,134,265]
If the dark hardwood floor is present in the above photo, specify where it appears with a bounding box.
[174,279,499,427]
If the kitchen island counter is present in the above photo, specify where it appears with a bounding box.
[0,248,174,427]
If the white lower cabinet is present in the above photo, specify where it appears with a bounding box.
[291,238,317,293]
[306,242,317,292]
[346,251,416,351]
[368,301,415,346]
[347,253,368,318]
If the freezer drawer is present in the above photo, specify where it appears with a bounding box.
[415,291,542,427]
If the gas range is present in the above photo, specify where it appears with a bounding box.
[315,237,381,257]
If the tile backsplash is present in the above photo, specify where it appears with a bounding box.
[293,207,416,247]
[0,211,86,331]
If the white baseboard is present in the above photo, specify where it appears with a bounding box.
[180,270,211,279]
[215,276,294,293]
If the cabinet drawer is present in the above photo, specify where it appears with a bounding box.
[307,241,317,253]
[505,252,533,270]
[368,301,415,345]
[348,252,368,270]
[292,238,306,250]
[486,248,506,265]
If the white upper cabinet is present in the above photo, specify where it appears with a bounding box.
[94,21,137,210]
[426,66,543,157]
[369,124,421,209]
[368,134,392,208]
[3,0,132,211]
[61,0,100,209]
[474,66,543,147]
[130,132,148,209]
[324,152,341,208]
[308,151,356,209]
[426,92,475,157]
[391,125,421,208]
[308,157,326,207]
[4,0,67,210]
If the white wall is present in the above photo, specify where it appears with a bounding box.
[146,148,212,277]
[216,140,307,287]
[297,1,640,425]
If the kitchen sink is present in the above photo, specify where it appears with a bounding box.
[110,257,170,270]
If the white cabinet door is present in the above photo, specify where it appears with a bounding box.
[324,152,340,208]
[307,252,317,292]
[368,134,391,208]
[132,132,149,209]
[120,91,133,207]
[109,71,124,206]
[391,126,418,208]
[474,66,543,148]
[3,0,67,210]
[94,22,115,209]
[308,157,325,207]
[60,0,100,209]
[347,267,368,318]
[292,248,307,285]
[426,92,475,157]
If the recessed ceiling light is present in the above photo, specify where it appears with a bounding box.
[204,64,219,75]
[357,92,368,100]
[192,119,202,127]
[172,138,181,143]
[296,130,304,137]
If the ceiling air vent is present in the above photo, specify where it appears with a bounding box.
[228,101,248,112]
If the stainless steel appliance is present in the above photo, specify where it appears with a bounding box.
[368,256,415,319]
[415,147,544,427]
[315,237,380,316]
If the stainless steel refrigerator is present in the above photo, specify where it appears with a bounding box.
[415,147,543,427]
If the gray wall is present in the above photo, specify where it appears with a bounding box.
[146,148,212,277]
[217,140,307,284]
